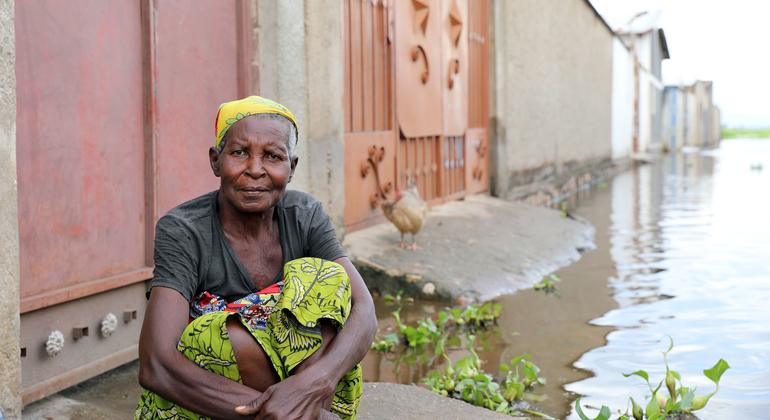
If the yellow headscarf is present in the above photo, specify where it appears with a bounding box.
[214,96,298,149]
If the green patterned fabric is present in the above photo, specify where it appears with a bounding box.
[135,258,362,419]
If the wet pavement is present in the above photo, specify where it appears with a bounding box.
[344,194,594,303]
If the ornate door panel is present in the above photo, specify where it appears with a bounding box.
[344,0,488,228]
[441,0,468,136]
[465,127,489,193]
[343,0,397,230]
[395,0,469,201]
[394,0,442,137]
[440,0,468,198]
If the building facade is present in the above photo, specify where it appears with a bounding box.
[617,12,670,155]
[663,80,720,150]
[491,0,614,202]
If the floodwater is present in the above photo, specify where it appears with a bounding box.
[362,139,770,419]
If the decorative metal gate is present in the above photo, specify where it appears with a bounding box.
[16,0,252,404]
[343,0,489,229]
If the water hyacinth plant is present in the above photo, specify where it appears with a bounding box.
[370,302,502,353]
[372,302,558,417]
[574,337,730,420]
[423,336,553,418]
[382,289,415,306]
[533,274,561,293]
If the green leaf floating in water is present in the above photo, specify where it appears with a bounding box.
[704,359,730,384]
[622,369,650,383]
[574,398,611,420]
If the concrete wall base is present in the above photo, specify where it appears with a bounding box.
[496,157,635,209]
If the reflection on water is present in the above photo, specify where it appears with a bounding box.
[363,140,770,419]
[567,139,770,419]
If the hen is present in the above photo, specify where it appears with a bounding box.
[381,179,428,250]
[367,153,428,249]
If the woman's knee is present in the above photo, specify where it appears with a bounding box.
[226,316,279,391]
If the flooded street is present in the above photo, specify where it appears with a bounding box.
[566,139,770,419]
[364,139,770,419]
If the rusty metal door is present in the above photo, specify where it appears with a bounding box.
[16,0,251,404]
[344,0,489,229]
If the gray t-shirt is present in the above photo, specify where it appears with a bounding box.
[148,190,346,302]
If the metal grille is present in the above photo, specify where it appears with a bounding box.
[398,135,441,201]
[442,135,466,196]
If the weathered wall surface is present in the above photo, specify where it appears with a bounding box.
[0,0,21,417]
[491,0,613,198]
[661,86,677,151]
[639,68,652,153]
[662,85,692,152]
[624,32,666,153]
[711,106,721,146]
[257,0,345,230]
[612,38,635,161]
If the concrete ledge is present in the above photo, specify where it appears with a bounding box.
[359,383,524,420]
[23,365,527,419]
[344,194,594,303]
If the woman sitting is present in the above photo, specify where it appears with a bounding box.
[135,96,377,419]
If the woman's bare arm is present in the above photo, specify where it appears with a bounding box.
[138,286,262,419]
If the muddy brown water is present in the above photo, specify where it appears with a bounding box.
[362,139,770,419]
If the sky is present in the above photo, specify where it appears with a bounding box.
[589,0,770,128]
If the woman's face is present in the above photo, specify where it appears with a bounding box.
[210,116,297,214]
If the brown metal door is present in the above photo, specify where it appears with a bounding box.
[393,0,443,202]
[16,0,250,404]
[343,0,397,230]
[394,0,475,202]
[343,0,488,228]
